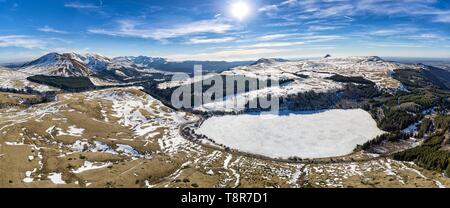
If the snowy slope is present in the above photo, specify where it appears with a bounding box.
[190,56,414,112]
[0,67,57,92]
[19,52,92,77]
[83,53,112,72]
[224,56,403,89]
[112,56,167,68]
[18,52,171,79]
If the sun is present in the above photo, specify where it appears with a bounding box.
[231,1,250,21]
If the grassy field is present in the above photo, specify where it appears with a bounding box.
[1,87,449,188]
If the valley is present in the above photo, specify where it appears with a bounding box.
[1,53,450,188]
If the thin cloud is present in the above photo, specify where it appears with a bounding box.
[64,2,100,9]
[188,37,236,44]
[258,5,278,13]
[301,35,343,42]
[361,27,447,42]
[89,19,234,41]
[308,25,340,31]
[37,26,68,34]
[243,41,305,48]
[258,33,299,41]
[259,0,450,25]
[0,35,46,49]
[434,12,450,23]
[369,29,408,37]
[258,0,297,13]
[264,22,301,27]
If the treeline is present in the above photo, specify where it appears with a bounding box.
[326,74,375,85]
[363,89,447,132]
[282,83,382,112]
[282,90,340,111]
[393,135,450,177]
[142,74,294,110]
[339,83,381,100]
[0,86,56,105]
[434,115,450,130]
[392,113,450,177]
[417,118,433,138]
[27,75,137,93]
[393,69,444,90]
[396,91,436,109]
[27,75,95,92]
[378,109,422,132]
[394,67,450,91]
[1,86,44,95]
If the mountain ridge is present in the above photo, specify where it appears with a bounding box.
[17,52,255,76]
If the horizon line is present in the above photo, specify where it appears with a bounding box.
[2,53,450,65]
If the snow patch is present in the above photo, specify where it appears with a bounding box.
[47,173,66,184]
[73,161,112,174]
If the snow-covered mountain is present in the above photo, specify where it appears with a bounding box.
[82,53,112,72]
[223,56,403,89]
[18,52,251,77]
[17,53,450,95]
[109,56,168,74]
[113,56,167,68]
[20,52,93,77]
[18,52,160,78]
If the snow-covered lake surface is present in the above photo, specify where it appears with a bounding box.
[196,109,384,159]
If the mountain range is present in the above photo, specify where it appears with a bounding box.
[11,52,254,78]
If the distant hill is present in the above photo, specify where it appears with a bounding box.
[252,58,289,65]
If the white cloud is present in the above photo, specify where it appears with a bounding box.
[258,33,299,41]
[64,2,100,9]
[243,41,305,48]
[264,22,301,27]
[302,35,343,43]
[308,25,340,31]
[37,26,68,34]
[434,12,450,23]
[280,0,298,6]
[368,28,416,37]
[0,35,46,49]
[89,19,234,40]
[258,0,298,13]
[315,4,354,18]
[258,5,278,13]
[188,37,236,44]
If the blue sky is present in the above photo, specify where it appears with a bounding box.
[1,0,450,62]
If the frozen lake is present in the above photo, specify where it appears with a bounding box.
[196,109,384,159]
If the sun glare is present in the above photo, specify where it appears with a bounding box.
[231,1,250,21]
